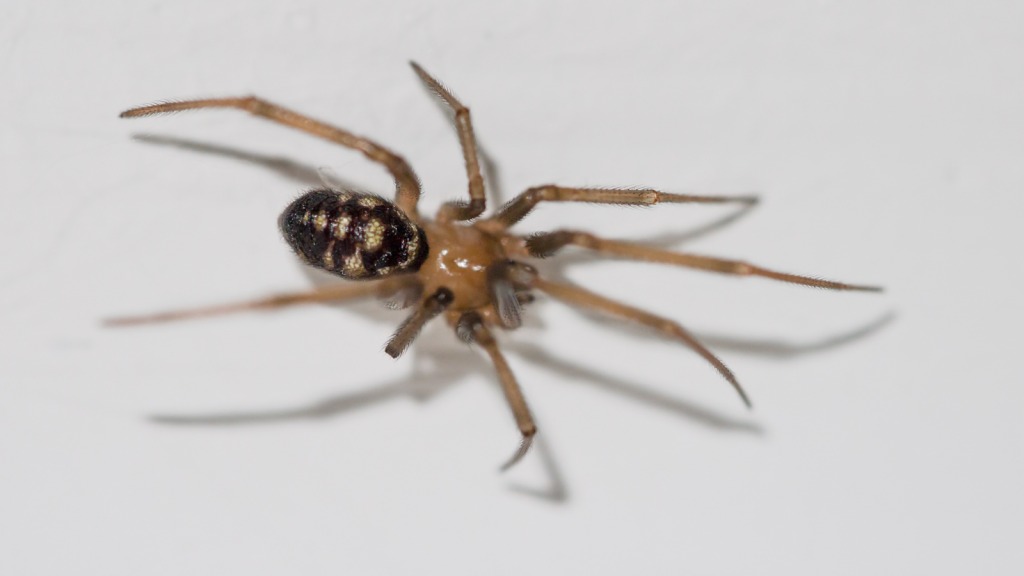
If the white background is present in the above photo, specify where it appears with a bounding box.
[2,1,1022,574]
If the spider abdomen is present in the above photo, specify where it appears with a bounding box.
[278,188,428,280]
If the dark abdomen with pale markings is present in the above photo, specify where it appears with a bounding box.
[278,188,428,280]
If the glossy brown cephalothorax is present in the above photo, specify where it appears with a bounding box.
[111,62,881,470]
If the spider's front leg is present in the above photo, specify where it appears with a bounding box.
[482,185,758,231]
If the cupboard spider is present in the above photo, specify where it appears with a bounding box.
[110,62,881,470]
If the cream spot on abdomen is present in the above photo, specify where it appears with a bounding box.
[333,213,351,239]
[323,241,336,269]
[314,211,329,232]
[363,218,385,251]
[344,252,366,276]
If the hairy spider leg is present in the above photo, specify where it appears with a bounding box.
[529,276,752,408]
[104,280,405,326]
[459,312,536,470]
[120,97,423,218]
[410,61,487,222]
[526,230,883,292]
[483,185,759,231]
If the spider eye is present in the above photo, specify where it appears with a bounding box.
[278,188,429,280]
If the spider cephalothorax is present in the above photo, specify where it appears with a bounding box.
[111,62,881,470]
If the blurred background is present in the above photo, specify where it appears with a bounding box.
[1,1,1021,574]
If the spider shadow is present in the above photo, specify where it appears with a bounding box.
[146,321,766,504]
[129,133,888,500]
[696,312,896,359]
[131,133,372,192]
[505,341,762,433]
[149,334,481,426]
[534,302,895,360]
[146,328,579,501]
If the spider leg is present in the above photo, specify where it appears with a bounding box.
[457,312,537,471]
[410,62,486,222]
[529,276,752,408]
[484,185,758,230]
[104,281,394,327]
[120,97,423,217]
[384,287,455,358]
[526,230,882,292]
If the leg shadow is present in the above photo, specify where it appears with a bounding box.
[639,200,760,249]
[149,336,484,426]
[506,435,569,503]
[696,312,897,359]
[527,201,761,284]
[507,342,761,433]
[131,134,369,191]
[148,338,575,503]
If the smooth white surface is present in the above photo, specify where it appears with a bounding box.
[2,1,1022,574]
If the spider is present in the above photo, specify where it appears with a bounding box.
[110,62,881,470]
